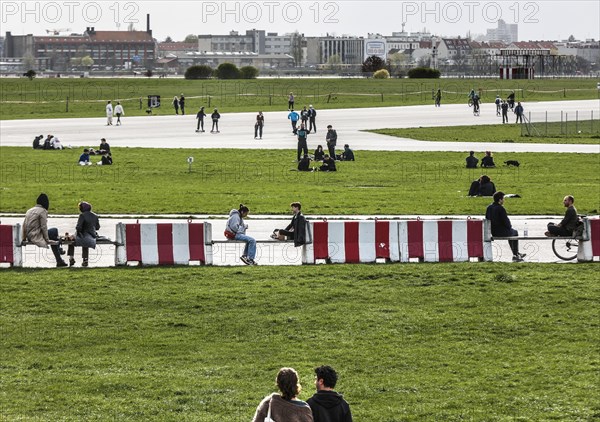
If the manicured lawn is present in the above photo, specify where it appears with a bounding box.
[0,264,598,421]
[370,122,600,145]
[1,77,598,120]
[1,147,598,216]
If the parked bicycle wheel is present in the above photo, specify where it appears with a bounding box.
[552,238,579,261]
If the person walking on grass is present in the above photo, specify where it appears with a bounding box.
[297,123,309,162]
[173,96,179,115]
[179,93,185,115]
[434,89,441,107]
[326,125,337,158]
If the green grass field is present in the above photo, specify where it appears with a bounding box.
[0,147,599,216]
[370,122,600,145]
[1,77,598,120]
[1,264,598,421]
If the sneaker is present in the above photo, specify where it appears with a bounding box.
[544,231,554,237]
[196,130,200,133]
[59,248,66,255]
[82,259,88,268]
[518,253,527,258]
[248,259,258,266]
[56,260,68,268]
[240,255,251,265]
[512,255,524,262]
[270,233,278,240]
[69,258,75,267]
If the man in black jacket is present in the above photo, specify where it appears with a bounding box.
[307,365,352,422]
[485,191,525,262]
[271,202,306,246]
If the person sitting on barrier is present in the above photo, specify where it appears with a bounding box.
[485,191,526,262]
[468,175,495,197]
[314,145,325,162]
[546,195,578,237]
[466,151,479,168]
[225,204,257,265]
[298,154,313,172]
[481,151,496,168]
[318,155,337,172]
[270,202,307,246]
[22,193,68,267]
[66,201,100,268]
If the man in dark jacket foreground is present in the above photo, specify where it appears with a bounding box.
[271,202,306,247]
[307,366,352,422]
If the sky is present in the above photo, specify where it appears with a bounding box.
[2,0,599,42]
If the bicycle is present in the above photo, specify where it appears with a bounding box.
[552,237,579,261]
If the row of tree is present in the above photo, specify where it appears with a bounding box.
[185,63,259,80]
[362,55,441,78]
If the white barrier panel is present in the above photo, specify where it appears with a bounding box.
[0,224,22,267]
[116,222,213,266]
[577,217,600,262]
[399,219,492,263]
[302,220,400,264]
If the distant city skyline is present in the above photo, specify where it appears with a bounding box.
[2,1,599,42]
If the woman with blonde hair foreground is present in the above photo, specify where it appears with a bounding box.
[252,367,313,422]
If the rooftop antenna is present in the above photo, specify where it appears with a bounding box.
[402,22,406,33]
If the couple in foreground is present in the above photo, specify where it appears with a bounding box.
[252,366,352,422]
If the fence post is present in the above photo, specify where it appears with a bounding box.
[563,88,566,97]
[576,110,578,134]
[66,96,69,112]
[381,93,384,102]
[139,97,142,110]
[208,96,211,108]
[545,111,547,136]
[561,111,563,135]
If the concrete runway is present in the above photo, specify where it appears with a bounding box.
[1,99,599,153]
[0,215,578,268]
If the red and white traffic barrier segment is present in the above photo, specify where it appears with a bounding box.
[577,217,600,262]
[302,220,400,264]
[398,219,492,262]
[115,222,213,266]
[0,224,22,267]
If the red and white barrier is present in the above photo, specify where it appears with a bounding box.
[116,222,212,266]
[0,224,22,267]
[302,220,400,264]
[578,217,600,262]
[399,219,492,262]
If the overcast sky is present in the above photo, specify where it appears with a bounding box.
[2,1,599,42]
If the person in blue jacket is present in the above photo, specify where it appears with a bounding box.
[288,109,300,135]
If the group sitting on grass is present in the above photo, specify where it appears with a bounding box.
[33,134,65,150]
[78,138,113,166]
